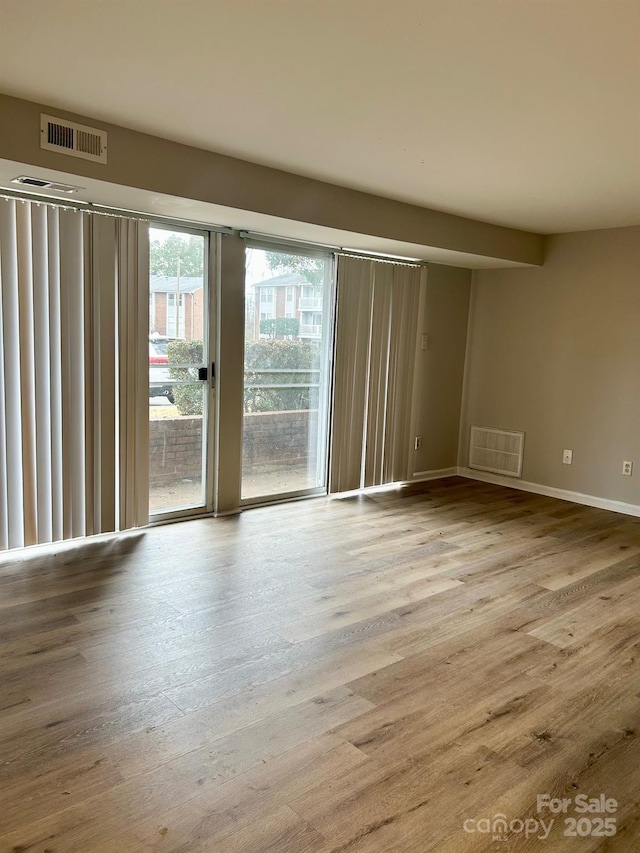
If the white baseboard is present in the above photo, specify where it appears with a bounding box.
[240,467,639,520]
[411,467,459,483]
[458,467,640,518]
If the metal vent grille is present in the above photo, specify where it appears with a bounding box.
[12,176,81,194]
[40,114,107,164]
[76,129,102,157]
[469,426,524,478]
[47,122,73,150]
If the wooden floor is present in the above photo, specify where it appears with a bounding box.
[2,478,640,852]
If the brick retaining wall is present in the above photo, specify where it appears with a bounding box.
[149,416,203,488]
[243,409,318,471]
[149,409,318,487]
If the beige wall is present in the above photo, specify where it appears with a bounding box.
[460,226,640,506]
[414,264,472,473]
[0,93,543,266]
[214,235,246,513]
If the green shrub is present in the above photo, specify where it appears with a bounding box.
[244,338,319,413]
[167,339,204,416]
[166,338,322,416]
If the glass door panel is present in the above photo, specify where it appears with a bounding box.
[242,245,333,501]
[148,226,209,515]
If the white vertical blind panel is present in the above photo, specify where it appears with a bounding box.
[0,200,149,550]
[59,211,72,539]
[0,201,25,548]
[59,210,87,539]
[47,207,64,542]
[31,204,53,543]
[406,268,428,478]
[83,213,95,538]
[118,219,149,529]
[0,201,108,549]
[330,256,374,493]
[331,255,423,495]
[90,216,118,533]
[68,211,87,538]
[118,221,134,528]
[383,264,422,484]
[16,203,38,545]
[0,209,9,549]
[363,264,393,488]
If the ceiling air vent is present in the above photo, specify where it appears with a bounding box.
[40,114,107,164]
[12,176,82,194]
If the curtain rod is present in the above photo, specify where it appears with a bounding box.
[239,229,427,267]
[239,230,340,254]
[337,251,426,268]
[0,188,234,235]
[1,191,427,266]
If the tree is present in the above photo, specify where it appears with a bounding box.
[265,251,324,286]
[150,234,204,277]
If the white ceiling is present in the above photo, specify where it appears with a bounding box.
[0,0,639,234]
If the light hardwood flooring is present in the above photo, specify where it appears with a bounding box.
[1,477,640,851]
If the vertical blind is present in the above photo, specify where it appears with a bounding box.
[0,198,148,551]
[330,255,424,493]
[117,219,150,530]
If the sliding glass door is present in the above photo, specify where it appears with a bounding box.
[148,226,212,516]
[242,244,334,501]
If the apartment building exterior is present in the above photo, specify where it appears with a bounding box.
[251,272,323,341]
[149,275,204,340]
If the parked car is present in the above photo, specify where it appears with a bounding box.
[149,336,174,402]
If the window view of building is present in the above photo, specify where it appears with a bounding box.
[243,249,333,501]
[149,276,203,340]
[251,272,323,341]
[148,228,207,515]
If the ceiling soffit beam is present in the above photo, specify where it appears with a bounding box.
[0,94,543,266]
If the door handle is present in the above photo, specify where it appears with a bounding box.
[198,363,215,385]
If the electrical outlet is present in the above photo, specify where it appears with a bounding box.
[414,436,422,451]
[421,335,429,351]
[563,449,573,465]
[623,461,633,476]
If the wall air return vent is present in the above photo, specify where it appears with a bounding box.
[40,114,107,164]
[469,426,525,478]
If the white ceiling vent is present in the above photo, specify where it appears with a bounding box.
[12,175,82,194]
[40,114,107,164]
[469,426,525,478]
